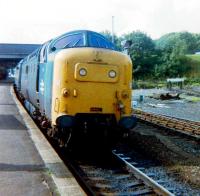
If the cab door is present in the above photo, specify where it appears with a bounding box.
[38,43,47,113]
[38,41,53,119]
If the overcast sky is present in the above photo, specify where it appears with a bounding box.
[0,0,200,43]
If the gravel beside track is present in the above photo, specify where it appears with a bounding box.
[132,88,200,121]
[128,121,200,194]
[115,144,200,196]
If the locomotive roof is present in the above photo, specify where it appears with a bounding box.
[60,30,108,36]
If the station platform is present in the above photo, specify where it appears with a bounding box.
[0,83,85,196]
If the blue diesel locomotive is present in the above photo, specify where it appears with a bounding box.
[14,30,136,147]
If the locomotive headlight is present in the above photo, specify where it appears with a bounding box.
[79,68,87,76]
[62,88,70,97]
[108,70,116,78]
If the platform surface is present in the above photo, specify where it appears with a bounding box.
[0,83,55,195]
[0,83,85,196]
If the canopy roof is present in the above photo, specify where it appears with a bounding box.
[0,44,41,59]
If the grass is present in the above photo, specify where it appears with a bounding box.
[133,80,166,89]
[187,54,200,62]
[184,55,200,83]
[186,96,200,102]
[180,94,200,102]
[186,54,200,77]
[133,78,200,89]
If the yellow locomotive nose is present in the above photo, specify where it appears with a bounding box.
[51,48,133,128]
[67,62,120,114]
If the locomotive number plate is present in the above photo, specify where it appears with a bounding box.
[90,107,103,112]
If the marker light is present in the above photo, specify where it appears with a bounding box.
[79,68,87,76]
[108,70,116,78]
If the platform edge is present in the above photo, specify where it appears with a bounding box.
[11,86,86,196]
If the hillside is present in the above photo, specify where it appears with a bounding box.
[186,54,200,77]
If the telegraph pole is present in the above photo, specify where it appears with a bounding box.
[112,16,114,43]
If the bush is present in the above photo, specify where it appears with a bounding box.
[185,78,200,86]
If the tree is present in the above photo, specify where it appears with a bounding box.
[154,32,197,78]
[155,31,198,55]
[122,31,157,79]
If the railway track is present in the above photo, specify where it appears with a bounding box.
[112,150,174,196]
[133,109,200,138]
[65,149,175,196]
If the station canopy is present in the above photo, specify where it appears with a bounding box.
[0,43,40,60]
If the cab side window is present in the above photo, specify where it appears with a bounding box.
[25,65,28,74]
[39,44,47,63]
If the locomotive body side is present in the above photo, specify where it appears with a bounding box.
[19,48,40,107]
[38,57,54,119]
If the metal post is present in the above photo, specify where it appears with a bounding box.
[112,16,114,43]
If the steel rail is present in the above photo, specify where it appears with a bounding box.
[133,109,200,136]
[133,109,200,125]
[62,156,96,196]
[112,150,174,196]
